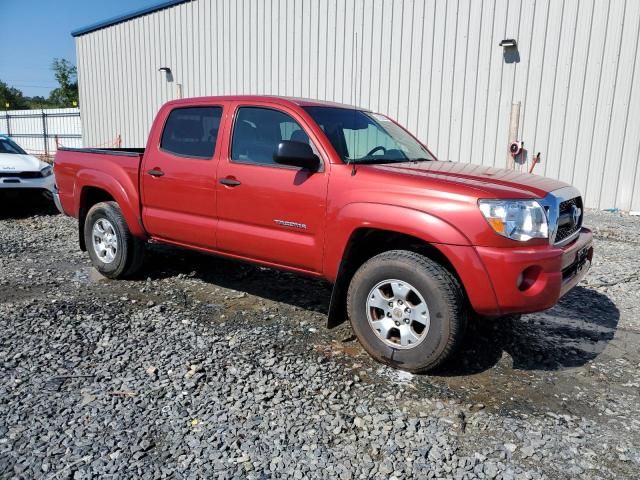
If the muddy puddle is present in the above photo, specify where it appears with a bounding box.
[72,266,110,285]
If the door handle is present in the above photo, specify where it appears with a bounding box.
[147,168,164,177]
[219,177,241,186]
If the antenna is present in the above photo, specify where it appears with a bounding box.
[357,25,364,113]
[351,31,359,176]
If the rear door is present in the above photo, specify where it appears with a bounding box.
[216,103,329,273]
[141,104,224,249]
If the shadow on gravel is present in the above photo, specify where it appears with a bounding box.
[0,192,58,219]
[143,245,333,314]
[436,286,620,375]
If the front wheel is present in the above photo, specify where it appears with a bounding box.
[346,250,467,373]
[84,201,145,279]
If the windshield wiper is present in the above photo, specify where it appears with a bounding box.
[408,157,432,162]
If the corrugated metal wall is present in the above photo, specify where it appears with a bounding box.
[75,0,640,210]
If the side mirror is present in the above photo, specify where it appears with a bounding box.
[274,141,320,171]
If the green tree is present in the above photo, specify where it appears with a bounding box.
[48,58,79,107]
[0,80,29,110]
[25,96,52,109]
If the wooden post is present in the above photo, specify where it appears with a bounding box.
[507,102,521,170]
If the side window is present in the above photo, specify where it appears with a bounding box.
[160,106,222,158]
[231,107,316,166]
[280,121,307,143]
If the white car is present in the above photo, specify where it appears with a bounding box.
[0,135,55,198]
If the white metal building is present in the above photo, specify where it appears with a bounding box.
[73,0,640,210]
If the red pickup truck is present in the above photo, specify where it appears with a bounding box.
[54,96,593,372]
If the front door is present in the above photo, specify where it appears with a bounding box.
[141,105,224,249]
[216,104,329,273]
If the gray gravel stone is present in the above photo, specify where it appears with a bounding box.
[0,203,638,479]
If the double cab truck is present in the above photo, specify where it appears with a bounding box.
[54,96,593,372]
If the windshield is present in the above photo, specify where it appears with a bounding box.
[0,137,26,155]
[303,106,434,164]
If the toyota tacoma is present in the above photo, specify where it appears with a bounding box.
[54,96,593,372]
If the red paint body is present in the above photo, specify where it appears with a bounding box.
[54,96,593,317]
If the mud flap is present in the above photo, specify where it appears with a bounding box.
[327,277,348,328]
[79,217,87,251]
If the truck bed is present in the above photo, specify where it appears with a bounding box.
[54,147,146,224]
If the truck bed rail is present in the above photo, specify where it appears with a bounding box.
[57,147,144,157]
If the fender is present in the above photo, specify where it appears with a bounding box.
[75,168,147,238]
[323,202,471,281]
[324,203,475,328]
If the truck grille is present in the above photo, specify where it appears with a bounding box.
[555,196,583,244]
[0,171,41,179]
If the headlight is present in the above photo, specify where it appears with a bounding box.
[478,199,548,241]
[40,166,53,177]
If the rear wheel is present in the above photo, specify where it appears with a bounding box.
[84,201,145,279]
[347,250,467,372]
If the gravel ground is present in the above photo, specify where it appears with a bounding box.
[1,195,639,479]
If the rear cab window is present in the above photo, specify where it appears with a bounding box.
[160,106,223,159]
[230,106,319,167]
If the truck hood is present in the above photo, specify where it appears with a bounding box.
[0,153,46,173]
[369,161,569,198]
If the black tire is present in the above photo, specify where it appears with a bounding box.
[346,250,467,373]
[84,201,145,279]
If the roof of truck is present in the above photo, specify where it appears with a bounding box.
[164,95,370,111]
[277,96,367,109]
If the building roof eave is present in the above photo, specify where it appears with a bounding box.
[71,0,192,37]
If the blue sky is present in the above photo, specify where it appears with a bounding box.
[0,0,156,97]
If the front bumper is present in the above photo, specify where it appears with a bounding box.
[474,227,593,315]
[0,174,55,193]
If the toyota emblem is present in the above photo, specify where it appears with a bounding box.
[571,205,581,227]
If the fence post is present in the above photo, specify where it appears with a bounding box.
[5,112,11,137]
[41,110,49,159]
